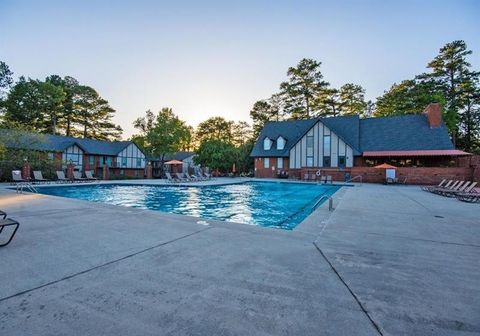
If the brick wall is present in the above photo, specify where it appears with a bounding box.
[255,154,480,184]
[350,166,474,184]
[254,157,289,178]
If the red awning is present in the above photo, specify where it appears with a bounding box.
[363,150,471,157]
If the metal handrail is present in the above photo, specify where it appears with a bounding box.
[15,182,38,194]
[312,195,333,211]
[346,175,362,185]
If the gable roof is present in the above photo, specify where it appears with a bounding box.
[250,119,318,157]
[0,129,135,156]
[250,113,455,157]
[321,115,361,155]
[359,114,454,151]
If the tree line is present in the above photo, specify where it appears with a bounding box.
[0,64,122,140]
[250,40,480,153]
[132,109,254,175]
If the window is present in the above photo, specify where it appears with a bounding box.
[277,137,285,150]
[338,156,346,168]
[277,157,283,169]
[306,135,314,167]
[48,152,54,160]
[89,156,95,167]
[263,137,272,150]
[323,156,331,167]
[323,135,331,156]
[104,156,112,167]
[62,145,83,167]
[116,144,145,169]
[264,158,270,168]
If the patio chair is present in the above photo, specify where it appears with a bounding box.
[165,172,179,183]
[85,170,98,181]
[431,180,464,195]
[326,176,333,184]
[204,172,214,180]
[421,179,447,192]
[187,173,199,181]
[12,170,28,183]
[175,172,189,182]
[0,211,20,247]
[33,171,50,184]
[194,173,206,181]
[319,175,327,183]
[440,182,478,198]
[73,171,88,182]
[427,180,458,193]
[435,181,474,197]
[456,188,480,203]
[56,171,71,183]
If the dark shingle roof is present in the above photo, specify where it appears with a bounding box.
[250,113,454,157]
[0,129,134,156]
[321,115,361,155]
[359,115,454,151]
[250,119,318,157]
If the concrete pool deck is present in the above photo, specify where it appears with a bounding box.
[0,180,478,335]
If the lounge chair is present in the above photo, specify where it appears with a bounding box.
[431,180,464,195]
[424,179,453,192]
[33,171,50,184]
[85,170,98,181]
[204,172,214,180]
[165,172,179,183]
[325,176,333,184]
[56,171,71,183]
[421,179,447,192]
[0,211,20,247]
[73,171,88,182]
[428,180,458,193]
[319,175,327,183]
[436,181,477,197]
[187,173,199,181]
[176,172,189,182]
[194,173,206,181]
[12,170,28,183]
[456,191,480,203]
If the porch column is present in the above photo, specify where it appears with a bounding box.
[103,164,110,180]
[146,162,153,179]
[22,159,31,180]
[66,163,75,180]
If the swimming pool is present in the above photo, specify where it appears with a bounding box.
[36,182,340,230]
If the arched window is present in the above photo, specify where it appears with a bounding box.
[263,137,272,150]
[277,136,285,150]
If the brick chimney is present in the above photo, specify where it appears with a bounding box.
[424,103,442,128]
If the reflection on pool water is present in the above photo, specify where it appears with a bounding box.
[36,182,341,230]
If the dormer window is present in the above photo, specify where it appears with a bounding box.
[277,136,285,150]
[263,137,272,150]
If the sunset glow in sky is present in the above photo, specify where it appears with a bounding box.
[1,0,479,138]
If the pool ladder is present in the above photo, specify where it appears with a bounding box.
[312,195,333,212]
[15,182,38,194]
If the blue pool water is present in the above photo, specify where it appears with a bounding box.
[36,182,340,230]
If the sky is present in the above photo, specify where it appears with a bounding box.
[1,0,479,139]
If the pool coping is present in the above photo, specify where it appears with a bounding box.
[4,178,357,231]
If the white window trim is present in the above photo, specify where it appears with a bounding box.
[264,158,270,168]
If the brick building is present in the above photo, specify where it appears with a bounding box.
[1,130,147,179]
[250,104,475,184]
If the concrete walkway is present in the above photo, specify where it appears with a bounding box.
[0,182,478,335]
